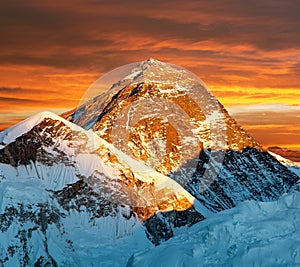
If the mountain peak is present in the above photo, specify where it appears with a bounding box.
[62,60,264,190]
[146,58,160,63]
[116,58,180,86]
[0,111,83,147]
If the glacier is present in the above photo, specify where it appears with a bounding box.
[128,191,300,267]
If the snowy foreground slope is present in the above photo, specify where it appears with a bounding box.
[0,165,152,267]
[128,191,300,267]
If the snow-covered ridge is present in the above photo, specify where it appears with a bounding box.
[0,111,85,147]
[0,110,209,217]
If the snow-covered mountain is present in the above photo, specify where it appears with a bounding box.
[0,111,208,266]
[0,59,299,266]
[64,59,299,212]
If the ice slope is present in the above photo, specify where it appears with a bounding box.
[0,168,152,266]
[128,191,300,267]
[0,111,113,191]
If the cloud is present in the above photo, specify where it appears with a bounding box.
[0,0,299,97]
[1,0,300,56]
[243,124,300,149]
[0,87,55,95]
[0,96,78,108]
[229,104,300,126]
[227,103,300,149]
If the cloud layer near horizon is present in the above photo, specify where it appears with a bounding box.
[0,0,299,149]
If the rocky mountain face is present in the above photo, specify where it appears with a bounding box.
[187,147,298,212]
[0,59,299,266]
[64,59,261,152]
[64,59,299,212]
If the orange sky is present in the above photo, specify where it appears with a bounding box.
[0,0,299,150]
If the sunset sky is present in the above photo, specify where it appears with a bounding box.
[0,0,299,150]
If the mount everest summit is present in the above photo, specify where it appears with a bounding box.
[0,59,299,266]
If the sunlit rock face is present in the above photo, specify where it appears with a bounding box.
[65,59,297,212]
[65,59,261,167]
